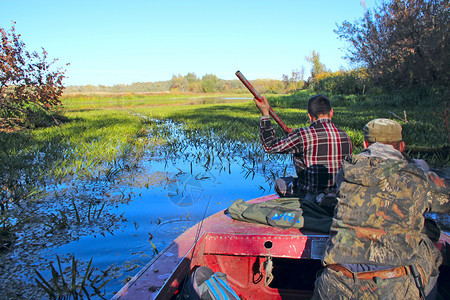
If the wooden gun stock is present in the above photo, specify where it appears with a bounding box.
[235,70,292,133]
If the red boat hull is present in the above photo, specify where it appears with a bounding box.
[113,194,450,299]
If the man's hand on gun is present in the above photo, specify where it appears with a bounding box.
[253,96,270,116]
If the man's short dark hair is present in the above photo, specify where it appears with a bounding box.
[307,94,332,119]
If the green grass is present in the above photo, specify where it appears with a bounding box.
[61,92,250,110]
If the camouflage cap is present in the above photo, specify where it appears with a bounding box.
[363,118,402,143]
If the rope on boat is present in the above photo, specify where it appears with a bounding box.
[264,249,274,286]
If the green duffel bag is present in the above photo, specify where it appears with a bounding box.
[227,197,333,233]
[227,198,304,229]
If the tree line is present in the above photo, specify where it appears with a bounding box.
[64,72,303,95]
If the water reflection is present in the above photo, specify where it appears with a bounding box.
[0,118,287,299]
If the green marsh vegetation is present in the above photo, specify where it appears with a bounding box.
[0,90,448,298]
[270,89,449,157]
[0,97,167,298]
[131,90,448,167]
[34,255,117,299]
[0,93,256,298]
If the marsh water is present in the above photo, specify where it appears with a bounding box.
[0,97,293,299]
[0,97,448,299]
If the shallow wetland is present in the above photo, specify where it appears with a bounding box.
[0,93,448,299]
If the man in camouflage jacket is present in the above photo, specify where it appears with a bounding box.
[313,118,449,299]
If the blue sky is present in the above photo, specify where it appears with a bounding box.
[1,0,376,86]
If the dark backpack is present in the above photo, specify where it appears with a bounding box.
[182,266,240,300]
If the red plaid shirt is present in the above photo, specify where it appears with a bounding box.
[260,116,352,193]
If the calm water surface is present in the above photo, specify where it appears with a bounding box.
[0,111,287,299]
[66,121,282,297]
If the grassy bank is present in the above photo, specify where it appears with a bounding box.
[60,92,251,110]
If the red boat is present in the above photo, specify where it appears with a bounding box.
[112,194,450,300]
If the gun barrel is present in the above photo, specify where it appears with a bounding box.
[235,71,263,101]
[235,70,292,133]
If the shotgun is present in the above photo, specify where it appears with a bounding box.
[235,70,293,133]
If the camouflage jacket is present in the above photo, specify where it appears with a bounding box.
[322,143,449,267]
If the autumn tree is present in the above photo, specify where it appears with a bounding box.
[282,68,305,92]
[266,79,285,94]
[201,74,225,93]
[1,22,67,129]
[335,0,449,89]
[184,72,202,92]
[305,51,329,78]
[185,72,199,84]
[169,74,188,92]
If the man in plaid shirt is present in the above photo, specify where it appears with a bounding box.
[254,94,352,198]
